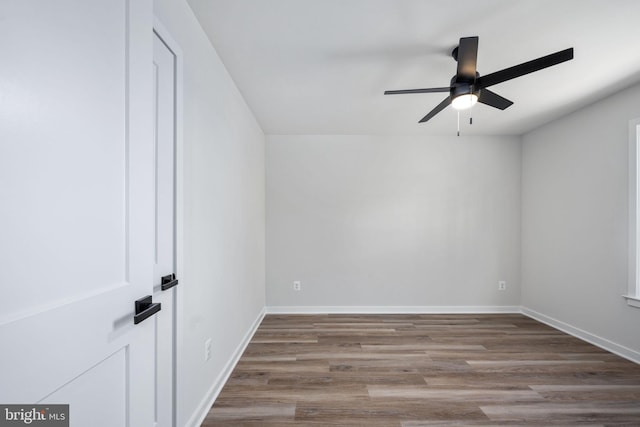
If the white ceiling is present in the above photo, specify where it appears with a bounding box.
[187,0,640,136]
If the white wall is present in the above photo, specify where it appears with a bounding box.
[267,134,521,309]
[521,82,640,359]
[153,1,266,425]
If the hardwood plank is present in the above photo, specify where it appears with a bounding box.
[203,403,295,420]
[480,402,640,421]
[361,344,487,351]
[368,385,544,403]
[295,400,488,424]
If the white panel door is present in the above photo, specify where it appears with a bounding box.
[0,1,155,426]
[152,30,178,427]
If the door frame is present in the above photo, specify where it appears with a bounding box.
[153,17,184,427]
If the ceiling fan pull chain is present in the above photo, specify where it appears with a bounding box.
[457,111,460,136]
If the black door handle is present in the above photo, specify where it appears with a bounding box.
[134,295,161,324]
[161,273,179,291]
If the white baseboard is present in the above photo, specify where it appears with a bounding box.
[266,305,522,314]
[186,306,266,427]
[521,306,640,364]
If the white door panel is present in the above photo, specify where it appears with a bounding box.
[0,1,155,425]
[40,349,127,427]
[152,31,178,427]
[154,291,175,427]
[0,0,129,319]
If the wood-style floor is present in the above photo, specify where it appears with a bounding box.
[202,314,640,426]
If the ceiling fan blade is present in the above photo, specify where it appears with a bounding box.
[478,89,513,110]
[384,87,450,95]
[419,96,451,123]
[477,47,573,89]
[456,36,479,81]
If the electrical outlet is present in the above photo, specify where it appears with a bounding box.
[498,281,506,291]
[293,281,301,291]
[204,338,212,361]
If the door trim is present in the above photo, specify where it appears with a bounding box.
[153,17,184,427]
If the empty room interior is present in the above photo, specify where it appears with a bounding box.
[2,0,640,426]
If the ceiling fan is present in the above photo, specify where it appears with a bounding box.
[384,36,574,123]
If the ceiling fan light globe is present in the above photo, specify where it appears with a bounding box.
[451,93,478,110]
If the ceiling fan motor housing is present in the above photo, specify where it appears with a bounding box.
[450,75,480,99]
